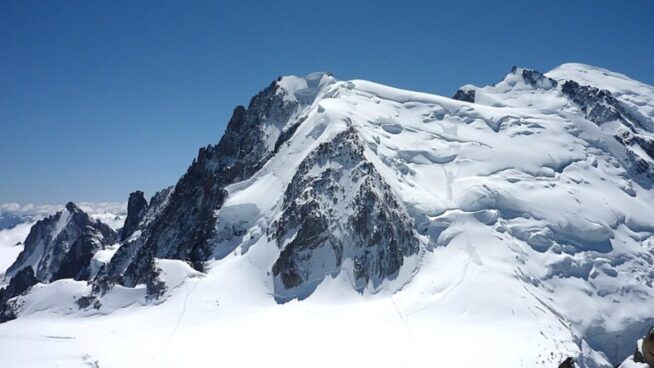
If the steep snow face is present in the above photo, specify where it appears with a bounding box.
[1,64,654,368]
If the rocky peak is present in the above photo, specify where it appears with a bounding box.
[5,202,117,283]
[121,191,148,241]
[92,75,319,296]
[0,203,117,322]
[65,201,79,213]
[91,187,173,296]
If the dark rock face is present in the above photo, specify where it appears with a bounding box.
[271,128,420,302]
[453,88,475,103]
[558,357,576,368]
[92,187,173,295]
[121,191,148,241]
[561,79,653,133]
[633,346,646,364]
[562,81,626,125]
[53,232,102,281]
[635,327,654,366]
[562,80,654,181]
[93,77,318,298]
[0,267,37,322]
[6,202,117,283]
[515,67,558,89]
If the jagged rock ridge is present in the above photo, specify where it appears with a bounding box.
[92,73,335,296]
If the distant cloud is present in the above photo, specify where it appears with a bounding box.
[1,202,126,216]
[0,202,127,230]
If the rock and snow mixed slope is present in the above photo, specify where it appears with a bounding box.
[1,63,653,368]
[0,202,125,276]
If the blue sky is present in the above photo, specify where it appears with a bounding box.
[1,0,653,203]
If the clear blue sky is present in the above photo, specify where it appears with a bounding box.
[1,0,653,203]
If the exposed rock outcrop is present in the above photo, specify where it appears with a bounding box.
[643,328,654,366]
[271,128,420,302]
[558,357,576,368]
[561,79,654,181]
[562,80,632,126]
[0,266,37,322]
[513,66,558,89]
[632,327,654,367]
[121,191,148,241]
[453,88,475,103]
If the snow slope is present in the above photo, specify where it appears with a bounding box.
[1,64,653,368]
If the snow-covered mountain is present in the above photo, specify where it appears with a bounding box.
[1,63,653,368]
[0,202,125,278]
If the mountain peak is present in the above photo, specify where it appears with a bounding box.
[65,201,79,213]
[4,202,117,285]
[275,72,336,104]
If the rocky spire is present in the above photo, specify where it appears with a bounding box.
[121,191,148,241]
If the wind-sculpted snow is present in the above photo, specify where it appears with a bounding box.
[1,65,654,368]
